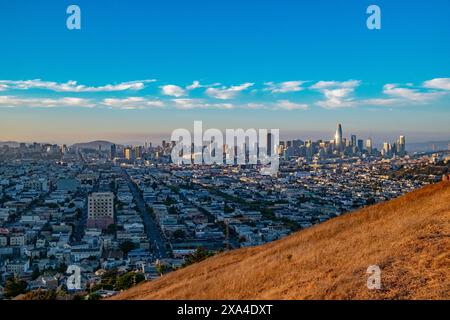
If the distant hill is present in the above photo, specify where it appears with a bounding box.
[71,140,117,151]
[0,141,20,148]
[408,140,450,153]
[112,180,450,300]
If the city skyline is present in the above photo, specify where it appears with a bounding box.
[0,132,445,152]
[0,122,443,150]
[1,122,425,162]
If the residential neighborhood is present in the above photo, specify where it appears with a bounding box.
[0,133,448,299]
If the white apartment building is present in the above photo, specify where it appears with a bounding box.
[9,234,25,246]
[87,192,114,230]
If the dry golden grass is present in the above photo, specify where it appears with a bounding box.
[112,181,450,300]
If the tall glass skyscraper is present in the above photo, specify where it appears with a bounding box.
[335,123,343,150]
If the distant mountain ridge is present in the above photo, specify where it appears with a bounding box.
[112,180,450,300]
[71,140,118,150]
[0,140,121,149]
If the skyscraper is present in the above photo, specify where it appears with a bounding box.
[366,138,373,154]
[357,139,364,152]
[267,132,273,156]
[110,144,117,160]
[398,135,406,155]
[124,147,132,160]
[335,123,343,151]
[383,142,391,157]
[134,146,142,159]
[351,135,357,147]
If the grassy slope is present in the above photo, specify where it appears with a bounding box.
[112,181,450,300]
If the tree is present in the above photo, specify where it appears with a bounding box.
[146,206,155,218]
[173,229,185,239]
[155,262,170,276]
[164,197,174,206]
[119,241,136,255]
[75,208,82,219]
[94,269,119,291]
[0,195,12,205]
[21,289,57,300]
[31,268,41,280]
[4,277,28,299]
[106,223,117,235]
[87,293,101,300]
[182,247,215,267]
[168,206,178,215]
[366,197,376,206]
[224,203,234,213]
[115,272,145,290]
[72,293,85,300]
[57,262,67,273]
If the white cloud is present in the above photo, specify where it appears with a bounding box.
[0,79,156,92]
[172,98,233,110]
[101,97,165,110]
[359,98,401,106]
[316,89,357,108]
[275,100,308,110]
[310,80,360,90]
[308,79,447,108]
[264,81,306,93]
[311,80,360,109]
[422,78,450,91]
[0,95,94,108]
[242,103,268,110]
[161,84,186,97]
[186,80,220,90]
[186,81,202,90]
[3,77,447,111]
[205,83,254,99]
[383,83,445,101]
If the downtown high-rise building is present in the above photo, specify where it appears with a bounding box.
[383,142,391,156]
[397,135,406,155]
[134,146,142,159]
[110,144,117,160]
[267,132,273,156]
[366,138,373,154]
[335,123,343,151]
[357,139,364,152]
[124,147,132,160]
[351,135,357,147]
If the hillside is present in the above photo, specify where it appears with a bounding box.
[112,181,450,300]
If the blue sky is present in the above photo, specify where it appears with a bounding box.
[0,0,449,144]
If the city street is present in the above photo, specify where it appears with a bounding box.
[122,169,169,259]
